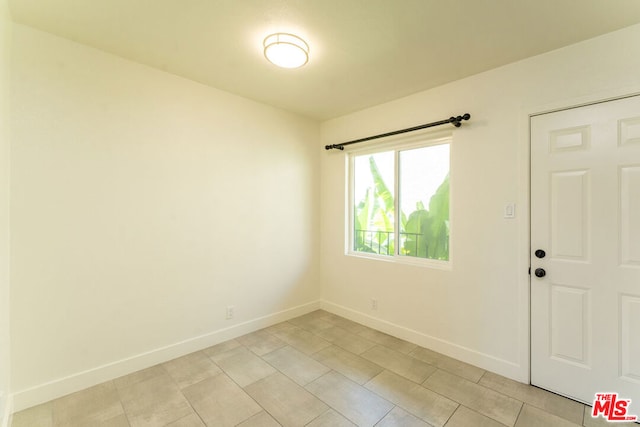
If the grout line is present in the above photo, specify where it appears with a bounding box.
[513,402,525,427]
[303,408,330,426]
[198,342,276,426]
[302,369,393,427]
[372,404,396,426]
[441,403,462,427]
[476,375,586,425]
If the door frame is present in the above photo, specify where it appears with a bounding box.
[524,88,640,391]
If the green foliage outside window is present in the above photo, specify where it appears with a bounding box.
[354,156,450,260]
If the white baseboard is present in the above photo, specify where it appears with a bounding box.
[1,395,12,427]
[12,298,527,414]
[11,300,321,412]
[321,300,526,383]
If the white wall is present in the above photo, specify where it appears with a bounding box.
[320,24,640,382]
[0,1,11,425]
[10,24,320,410]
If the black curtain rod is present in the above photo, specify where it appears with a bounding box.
[324,113,471,151]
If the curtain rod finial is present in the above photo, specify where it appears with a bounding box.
[450,113,471,128]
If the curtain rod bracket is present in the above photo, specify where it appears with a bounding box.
[325,113,470,151]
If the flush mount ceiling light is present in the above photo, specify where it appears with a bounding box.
[263,33,309,69]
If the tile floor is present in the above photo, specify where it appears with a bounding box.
[11,310,636,427]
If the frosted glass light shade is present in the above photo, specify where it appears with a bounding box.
[263,33,309,68]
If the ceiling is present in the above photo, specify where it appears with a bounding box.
[9,0,640,121]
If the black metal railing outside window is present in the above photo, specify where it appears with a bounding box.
[354,229,426,257]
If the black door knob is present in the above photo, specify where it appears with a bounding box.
[534,268,546,278]
[535,249,546,259]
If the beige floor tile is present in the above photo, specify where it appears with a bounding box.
[445,405,508,427]
[11,402,53,427]
[206,343,243,363]
[312,345,384,385]
[201,339,241,358]
[333,335,377,356]
[162,350,221,389]
[515,404,580,427]
[99,414,131,426]
[478,372,584,424]
[583,405,639,427]
[288,314,334,333]
[357,329,417,354]
[361,345,437,384]
[306,371,394,426]
[365,370,458,427]
[163,412,206,427]
[314,325,351,342]
[114,365,166,390]
[236,411,281,427]
[117,371,192,427]
[263,321,297,335]
[270,326,332,355]
[423,370,522,426]
[315,326,377,355]
[320,310,350,327]
[236,329,286,356]
[323,316,372,335]
[182,374,261,427]
[52,382,125,427]
[410,347,485,383]
[245,372,328,427]
[262,345,330,386]
[306,409,356,427]
[207,345,276,387]
[376,406,432,427]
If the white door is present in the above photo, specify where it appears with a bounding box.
[531,95,640,406]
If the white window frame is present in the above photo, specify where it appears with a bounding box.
[346,131,453,270]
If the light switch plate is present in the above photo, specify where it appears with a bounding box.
[504,203,516,219]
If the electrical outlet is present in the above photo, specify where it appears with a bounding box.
[226,305,235,320]
[371,298,378,311]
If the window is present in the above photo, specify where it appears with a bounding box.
[349,137,451,266]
